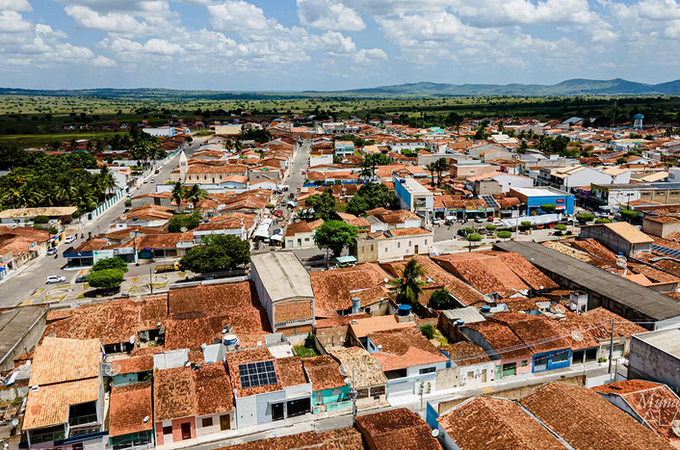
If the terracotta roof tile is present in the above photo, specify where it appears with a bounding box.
[24,377,100,430]
[168,281,257,316]
[193,362,234,416]
[30,337,101,385]
[440,342,491,366]
[438,396,566,450]
[302,356,347,391]
[112,356,154,375]
[153,367,195,421]
[109,382,153,437]
[356,408,442,450]
[215,428,363,450]
[520,383,675,450]
[311,263,391,312]
[329,347,387,388]
[367,327,448,372]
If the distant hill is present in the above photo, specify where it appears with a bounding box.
[330,78,674,97]
[2,78,680,99]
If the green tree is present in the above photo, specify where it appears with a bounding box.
[92,257,129,273]
[595,218,611,223]
[430,288,451,309]
[87,269,124,291]
[313,220,357,257]
[485,224,497,232]
[168,211,202,233]
[540,204,556,213]
[420,324,435,340]
[554,224,567,231]
[428,158,450,187]
[576,213,595,224]
[33,215,50,224]
[346,183,398,216]
[467,233,482,252]
[179,234,250,273]
[497,230,512,240]
[171,182,184,212]
[185,184,208,211]
[620,208,638,222]
[305,188,337,221]
[389,258,425,304]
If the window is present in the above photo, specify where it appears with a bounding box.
[521,360,527,367]
[201,418,213,428]
[163,426,172,435]
[552,351,569,363]
[304,238,309,242]
[370,385,385,397]
[425,239,427,245]
[397,242,401,248]
[385,248,388,253]
[408,241,412,247]
[356,388,369,399]
[419,366,436,374]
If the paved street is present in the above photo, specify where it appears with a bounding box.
[0,139,204,308]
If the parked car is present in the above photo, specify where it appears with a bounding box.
[474,217,485,223]
[274,210,283,217]
[150,179,156,183]
[46,248,57,256]
[75,274,89,283]
[154,169,160,174]
[46,275,66,284]
[64,236,75,244]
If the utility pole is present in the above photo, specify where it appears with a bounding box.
[608,318,615,375]
[149,266,154,294]
[515,204,520,239]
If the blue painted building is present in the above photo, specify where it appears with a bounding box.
[509,186,575,216]
[531,349,572,373]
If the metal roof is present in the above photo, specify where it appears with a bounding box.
[0,306,47,366]
[251,253,313,302]
[493,241,680,321]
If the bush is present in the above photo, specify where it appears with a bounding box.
[576,213,594,223]
[565,230,573,235]
[304,332,316,348]
[265,203,275,209]
[92,257,129,273]
[540,203,556,212]
[554,224,567,231]
[554,231,563,236]
[180,234,250,273]
[48,227,58,235]
[620,209,638,221]
[124,199,132,207]
[461,227,475,235]
[86,269,124,291]
[485,224,497,231]
[467,233,483,242]
[521,221,532,228]
[595,218,611,223]
[168,212,202,233]
[420,324,436,340]
[497,230,512,239]
[33,215,50,224]
[430,288,451,309]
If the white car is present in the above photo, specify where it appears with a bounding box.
[64,236,75,244]
[46,275,66,284]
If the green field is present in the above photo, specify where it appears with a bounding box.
[2,93,680,148]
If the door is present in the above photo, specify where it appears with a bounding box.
[502,362,516,377]
[481,370,487,383]
[181,423,191,440]
[414,245,419,254]
[272,402,284,421]
[220,414,230,431]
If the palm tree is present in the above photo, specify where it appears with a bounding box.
[185,184,207,211]
[171,182,184,212]
[97,166,118,195]
[389,259,425,305]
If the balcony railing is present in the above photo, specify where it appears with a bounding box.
[69,414,98,427]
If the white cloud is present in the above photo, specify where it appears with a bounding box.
[65,5,148,34]
[353,48,387,63]
[143,38,184,54]
[0,11,33,33]
[297,0,365,31]
[0,0,33,12]
[208,1,270,32]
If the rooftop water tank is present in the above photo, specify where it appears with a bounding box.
[223,334,239,346]
[481,305,492,313]
[398,304,412,316]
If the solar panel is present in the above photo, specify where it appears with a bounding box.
[238,361,277,389]
[652,245,680,258]
[482,195,500,208]
[651,183,680,190]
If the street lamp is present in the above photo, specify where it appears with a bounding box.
[133,230,139,266]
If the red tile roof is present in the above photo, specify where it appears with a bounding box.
[109,382,153,437]
[356,408,442,450]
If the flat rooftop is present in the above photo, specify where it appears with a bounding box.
[0,306,46,365]
[397,176,431,195]
[510,186,571,197]
[494,241,680,322]
[634,328,680,357]
[251,253,313,302]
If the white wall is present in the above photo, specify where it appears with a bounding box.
[378,233,433,262]
[196,413,233,437]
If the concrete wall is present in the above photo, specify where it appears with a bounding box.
[580,225,651,256]
[0,308,46,372]
[628,334,680,393]
[377,233,433,262]
[195,412,234,437]
[642,218,680,238]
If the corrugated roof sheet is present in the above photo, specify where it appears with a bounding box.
[251,253,313,302]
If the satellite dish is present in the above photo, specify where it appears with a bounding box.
[143,416,149,424]
[384,278,389,284]
[672,421,680,438]
[571,330,584,342]
[129,335,136,344]
[180,227,188,233]
[616,256,627,269]
[185,361,191,368]
[201,343,207,350]
[431,429,440,438]
[222,329,228,334]
[257,341,262,347]
[11,419,19,427]
[103,362,121,377]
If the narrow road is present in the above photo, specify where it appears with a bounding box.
[0,139,204,308]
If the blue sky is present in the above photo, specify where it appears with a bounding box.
[1,0,680,90]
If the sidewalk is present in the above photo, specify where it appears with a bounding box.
[387,361,610,409]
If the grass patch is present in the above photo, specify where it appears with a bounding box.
[294,345,319,358]
[433,329,449,346]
